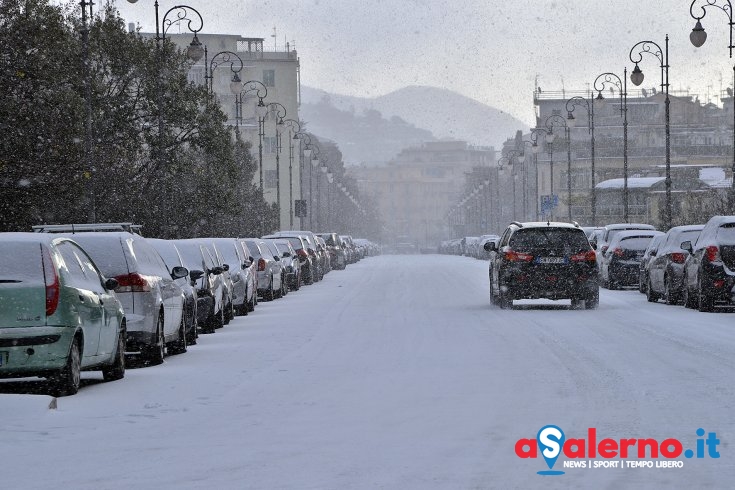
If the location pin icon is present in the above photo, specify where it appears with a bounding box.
[537,425,565,470]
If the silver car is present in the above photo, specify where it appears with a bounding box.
[243,239,283,301]
[209,238,257,316]
[58,232,188,365]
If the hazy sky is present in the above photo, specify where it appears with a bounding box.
[111,0,735,126]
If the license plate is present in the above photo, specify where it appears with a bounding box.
[538,257,566,264]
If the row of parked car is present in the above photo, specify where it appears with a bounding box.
[0,223,378,396]
[579,216,735,312]
[439,235,499,259]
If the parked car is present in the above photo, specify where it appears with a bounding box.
[315,236,332,274]
[318,233,347,270]
[243,239,283,301]
[646,225,705,304]
[0,233,126,396]
[148,239,199,345]
[201,239,235,325]
[209,238,257,316]
[264,234,315,284]
[273,239,302,291]
[272,232,322,282]
[638,234,667,294]
[236,239,258,313]
[682,216,735,311]
[172,239,226,333]
[262,239,289,298]
[485,222,599,309]
[600,230,663,289]
[51,230,188,364]
[592,223,657,268]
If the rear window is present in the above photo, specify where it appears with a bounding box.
[0,243,43,283]
[69,236,129,276]
[618,236,654,251]
[244,240,262,258]
[509,228,589,252]
[717,224,735,245]
[285,237,303,250]
[174,242,205,271]
[150,241,183,269]
[676,230,701,248]
[216,241,241,267]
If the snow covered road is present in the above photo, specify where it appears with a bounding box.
[2,254,735,489]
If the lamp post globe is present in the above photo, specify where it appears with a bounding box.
[630,64,644,86]
[303,148,312,160]
[187,35,204,63]
[229,73,242,95]
[690,20,707,47]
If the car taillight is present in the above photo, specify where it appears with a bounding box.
[115,273,151,292]
[505,250,534,262]
[297,249,308,258]
[571,250,597,262]
[257,258,266,271]
[705,245,720,263]
[613,248,624,257]
[41,245,59,316]
[671,252,686,264]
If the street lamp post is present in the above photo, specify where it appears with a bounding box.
[566,96,592,223]
[689,1,735,211]
[282,118,302,228]
[544,114,570,221]
[266,102,287,228]
[126,0,204,232]
[593,71,628,223]
[629,37,670,228]
[80,0,95,222]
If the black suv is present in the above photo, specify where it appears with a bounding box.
[484,221,599,309]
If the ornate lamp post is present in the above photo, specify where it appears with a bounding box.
[80,0,95,221]
[518,129,546,220]
[126,0,204,230]
[265,102,287,227]
[629,37,670,228]
[544,114,570,221]
[690,1,735,211]
[593,71,628,223]
[565,96,592,223]
[281,118,302,228]
[301,138,321,230]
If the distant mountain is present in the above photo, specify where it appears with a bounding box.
[299,95,435,165]
[301,85,529,159]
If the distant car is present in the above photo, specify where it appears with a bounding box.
[209,238,257,316]
[319,233,347,270]
[682,216,735,311]
[262,239,289,298]
[0,233,126,396]
[148,239,200,345]
[646,225,704,304]
[55,231,189,364]
[273,239,302,291]
[638,234,667,295]
[172,239,226,333]
[243,239,283,301]
[600,230,663,289]
[593,223,657,269]
[485,221,598,309]
[264,234,315,285]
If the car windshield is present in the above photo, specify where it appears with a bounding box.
[716,224,735,245]
[617,236,654,251]
[0,243,43,282]
[509,229,589,252]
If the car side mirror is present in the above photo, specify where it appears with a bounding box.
[249,256,255,263]
[483,241,496,252]
[189,269,204,281]
[210,266,224,275]
[681,241,693,253]
[273,256,281,261]
[283,252,291,258]
[171,266,189,279]
[242,261,251,269]
[649,250,657,257]
[104,277,119,291]
[222,263,230,272]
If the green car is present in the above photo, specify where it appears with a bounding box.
[0,233,126,396]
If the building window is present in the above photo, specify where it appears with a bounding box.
[263,69,275,87]
[264,136,278,153]
[265,169,278,188]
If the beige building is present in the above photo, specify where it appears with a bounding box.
[167,33,301,229]
[348,141,495,246]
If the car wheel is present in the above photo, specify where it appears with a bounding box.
[102,331,126,381]
[683,284,695,309]
[50,339,81,397]
[571,297,585,309]
[664,275,678,306]
[698,278,715,312]
[646,278,658,303]
[168,318,187,355]
[639,273,647,293]
[585,289,600,309]
[186,309,198,345]
[497,288,510,309]
[143,314,165,365]
[266,276,275,301]
[247,288,256,312]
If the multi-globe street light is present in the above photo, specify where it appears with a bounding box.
[126,0,205,229]
[565,95,592,223]
[593,71,629,223]
[629,37,670,228]
[689,0,735,211]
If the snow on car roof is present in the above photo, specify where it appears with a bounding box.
[595,177,664,189]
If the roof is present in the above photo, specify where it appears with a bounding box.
[510,221,582,229]
[595,177,664,190]
[32,223,142,234]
